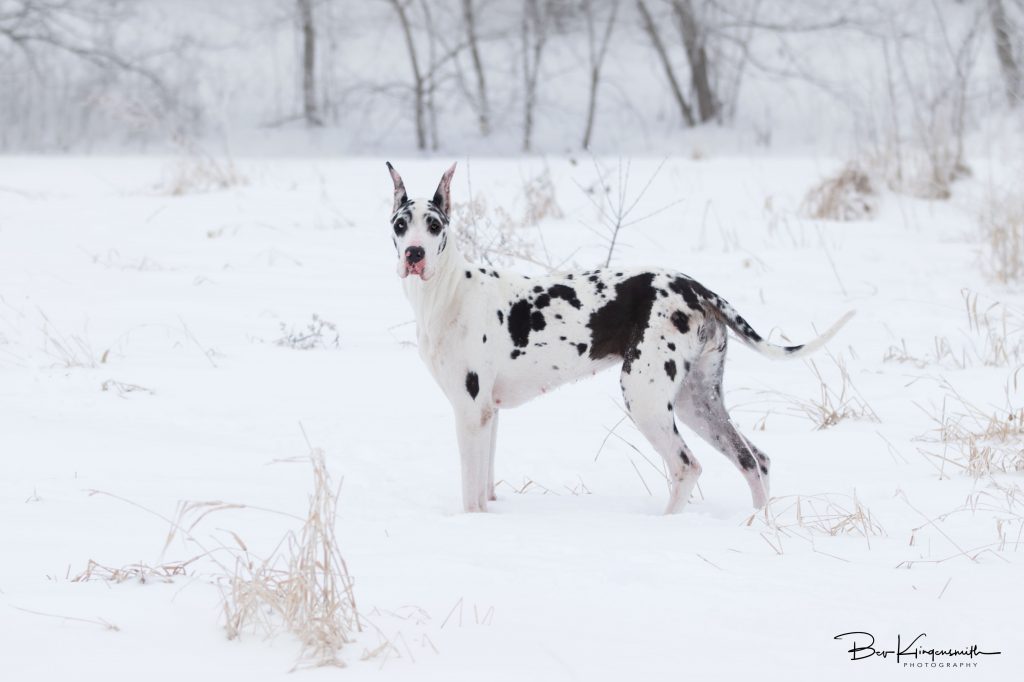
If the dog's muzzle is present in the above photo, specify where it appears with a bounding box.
[403,245,426,278]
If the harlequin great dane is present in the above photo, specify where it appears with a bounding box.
[387,162,853,514]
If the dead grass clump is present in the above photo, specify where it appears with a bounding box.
[978,191,1024,283]
[917,376,1024,478]
[40,310,104,369]
[746,492,885,552]
[784,354,880,430]
[72,558,198,584]
[160,139,246,196]
[883,290,1023,369]
[802,163,877,221]
[453,196,537,267]
[222,449,360,669]
[274,314,341,350]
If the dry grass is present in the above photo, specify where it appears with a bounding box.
[160,139,246,196]
[978,190,1024,283]
[76,445,360,669]
[274,314,341,350]
[801,163,877,221]
[746,491,885,553]
[39,310,105,369]
[72,558,198,584]
[221,448,360,669]
[783,354,879,430]
[916,375,1024,478]
[453,167,562,269]
[883,290,1023,369]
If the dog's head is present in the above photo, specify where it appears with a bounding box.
[386,162,456,281]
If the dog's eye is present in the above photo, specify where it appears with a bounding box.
[393,219,407,236]
[427,219,443,236]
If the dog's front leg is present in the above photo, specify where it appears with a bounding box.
[454,406,495,512]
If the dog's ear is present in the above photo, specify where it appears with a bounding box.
[432,162,457,217]
[386,161,408,212]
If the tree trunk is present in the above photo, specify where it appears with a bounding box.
[988,0,1022,106]
[297,0,322,127]
[389,0,427,150]
[521,0,549,152]
[672,0,717,122]
[636,0,695,126]
[582,0,620,150]
[462,0,491,136]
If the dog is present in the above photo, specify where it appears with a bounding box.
[386,162,853,514]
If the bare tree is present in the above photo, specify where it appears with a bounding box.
[462,0,491,135]
[0,0,166,94]
[987,0,1022,106]
[521,0,555,152]
[671,0,717,122]
[581,0,621,149]
[388,0,428,150]
[636,0,696,125]
[296,0,323,126]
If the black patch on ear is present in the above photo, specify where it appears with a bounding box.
[465,372,480,399]
[586,273,657,366]
[671,311,690,334]
[547,284,581,309]
[664,359,677,381]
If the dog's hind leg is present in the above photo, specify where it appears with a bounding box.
[675,334,771,508]
[619,354,702,515]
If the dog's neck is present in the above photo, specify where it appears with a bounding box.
[401,244,468,333]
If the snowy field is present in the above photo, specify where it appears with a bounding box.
[1,155,1022,679]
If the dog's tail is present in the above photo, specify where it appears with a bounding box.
[709,295,855,360]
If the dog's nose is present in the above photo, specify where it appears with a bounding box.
[405,246,425,264]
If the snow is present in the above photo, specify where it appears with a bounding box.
[0,155,1021,679]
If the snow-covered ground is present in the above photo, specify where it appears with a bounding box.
[1,155,1021,680]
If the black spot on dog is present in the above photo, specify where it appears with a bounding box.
[535,294,551,308]
[554,314,563,320]
[508,300,533,347]
[482,334,487,343]
[679,449,690,466]
[547,284,582,309]
[531,311,546,331]
[668,276,715,312]
[664,360,677,381]
[760,465,768,475]
[497,310,504,324]
[667,402,673,411]
[683,360,691,372]
[588,275,599,283]
[671,311,690,334]
[667,342,676,351]
[511,349,522,359]
[533,285,544,293]
[586,273,657,367]
[479,268,487,275]
[576,343,587,355]
[490,270,500,278]
[465,270,472,279]
[465,372,479,400]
